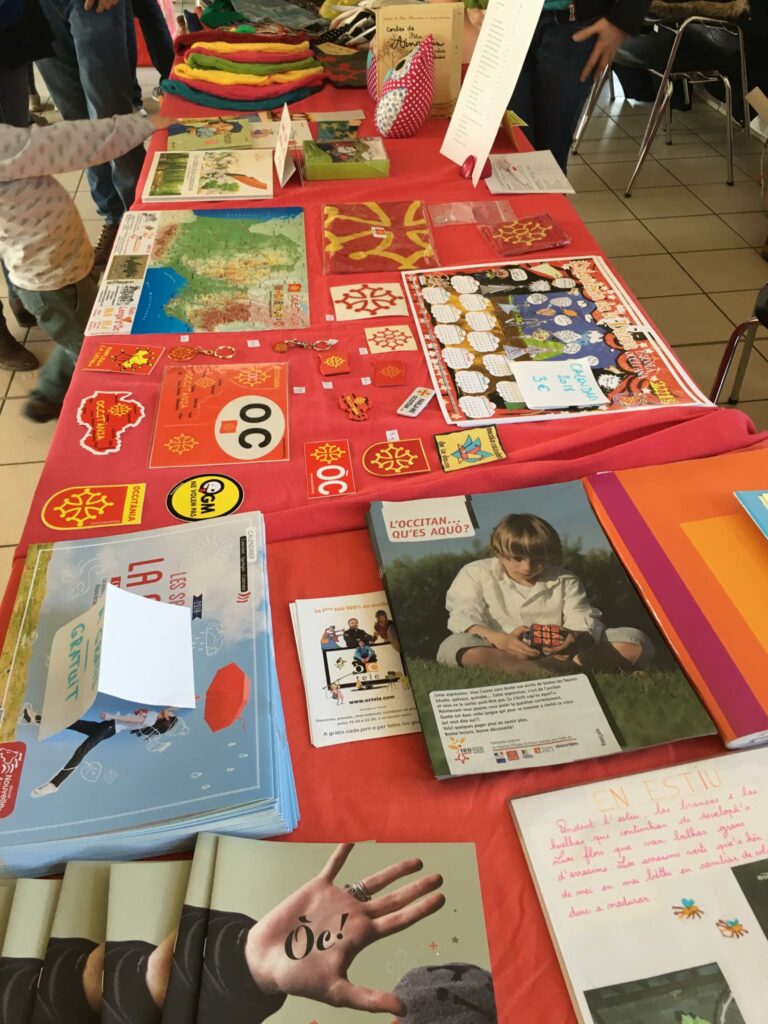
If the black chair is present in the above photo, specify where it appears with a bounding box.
[572,17,750,196]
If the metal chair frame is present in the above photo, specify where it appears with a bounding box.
[710,284,768,405]
[571,16,751,197]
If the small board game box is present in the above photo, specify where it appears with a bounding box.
[302,137,390,180]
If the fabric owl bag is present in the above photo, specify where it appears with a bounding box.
[369,35,435,138]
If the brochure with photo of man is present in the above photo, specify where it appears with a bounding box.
[367,481,716,779]
[290,592,419,747]
[511,748,768,1024]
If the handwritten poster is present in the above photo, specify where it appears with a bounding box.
[511,750,768,1023]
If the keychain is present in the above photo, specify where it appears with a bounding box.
[168,345,237,362]
[272,337,338,354]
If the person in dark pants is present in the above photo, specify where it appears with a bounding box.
[127,0,175,107]
[509,0,651,173]
[0,0,54,371]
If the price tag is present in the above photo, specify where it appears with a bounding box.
[247,339,261,348]
[385,429,400,441]
[322,381,334,390]
[293,386,306,395]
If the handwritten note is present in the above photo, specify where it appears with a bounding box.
[441,0,544,184]
[513,359,608,410]
[512,751,768,1024]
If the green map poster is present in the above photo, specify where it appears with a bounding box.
[86,208,309,336]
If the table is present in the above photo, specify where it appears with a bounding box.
[3,77,767,1023]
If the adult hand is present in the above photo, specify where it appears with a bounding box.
[244,843,444,1015]
[148,114,177,131]
[83,0,120,12]
[572,17,626,82]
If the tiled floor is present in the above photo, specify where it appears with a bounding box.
[0,78,766,597]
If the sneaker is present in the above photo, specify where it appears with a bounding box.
[7,295,36,330]
[152,84,163,100]
[0,324,40,371]
[31,782,58,798]
[93,221,121,268]
[22,396,62,423]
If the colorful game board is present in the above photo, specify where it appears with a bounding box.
[323,200,439,274]
[87,209,309,336]
[402,256,710,425]
[149,362,289,468]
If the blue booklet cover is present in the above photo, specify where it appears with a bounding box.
[0,513,297,876]
[735,489,768,539]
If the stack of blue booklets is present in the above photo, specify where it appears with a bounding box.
[0,513,298,877]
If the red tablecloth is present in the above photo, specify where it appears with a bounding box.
[4,79,766,1024]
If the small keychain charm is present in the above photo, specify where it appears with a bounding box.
[273,337,338,354]
[168,345,237,362]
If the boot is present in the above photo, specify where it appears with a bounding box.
[7,294,36,330]
[93,221,121,268]
[22,396,62,423]
[0,323,40,371]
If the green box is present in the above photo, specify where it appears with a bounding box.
[302,137,390,180]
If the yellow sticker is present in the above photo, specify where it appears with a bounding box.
[434,426,506,473]
[166,474,244,522]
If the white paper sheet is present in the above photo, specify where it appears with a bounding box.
[513,359,609,410]
[485,151,575,194]
[274,104,297,187]
[440,0,544,184]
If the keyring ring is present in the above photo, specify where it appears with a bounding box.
[343,880,373,902]
[213,345,237,359]
[313,338,338,352]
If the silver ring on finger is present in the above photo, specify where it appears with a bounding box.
[343,880,373,902]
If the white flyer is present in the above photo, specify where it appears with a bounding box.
[440,0,544,184]
[290,592,420,747]
[485,151,575,194]
[513,358,609,410]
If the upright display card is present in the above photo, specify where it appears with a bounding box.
[290,592,419,747]
[87,209,309,336]
[149,363,289,469]
[511,750,768,1024]
[401,255,711,425]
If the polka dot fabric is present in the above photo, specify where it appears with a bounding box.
[366,49,378,101]
[374,35,435,139]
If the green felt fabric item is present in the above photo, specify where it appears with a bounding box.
[200,0,247,27]
[187,53,319,75]
[161,78,323,109]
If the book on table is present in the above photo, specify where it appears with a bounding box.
[367,480,716,780]
[510,748,768,1024]
[0,512,298,877]
[142,149,274,203]
[585,447,768,749]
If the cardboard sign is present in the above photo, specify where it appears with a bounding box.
[39,584,195,740]
[150,363,289,469]
[274,103,297,187]
[41,484,146,531]
[304,439,356,498]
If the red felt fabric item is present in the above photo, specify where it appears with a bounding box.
[174,27,309,56]
[4,81,766,1024]
[169,66,324,100]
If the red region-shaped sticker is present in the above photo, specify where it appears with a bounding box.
[77,391,145,455]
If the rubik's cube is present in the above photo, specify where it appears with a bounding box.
[523,623,566,651]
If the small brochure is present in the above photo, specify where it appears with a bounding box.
[166,118,254,152]
[142,150,274,202]
[485,151,575,195]
[290,592,420,747]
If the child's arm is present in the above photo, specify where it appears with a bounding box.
[446,563,539,658]
[0,113,173,182]
[560,575,603,640]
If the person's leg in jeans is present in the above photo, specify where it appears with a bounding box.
[126,3,144,110]
[13,272,98,420]
[508,16,544,146]
[132,0,175,80]
[43,719,116,792]
[37,0,146,222]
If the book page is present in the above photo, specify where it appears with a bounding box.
[512,750,768,1023]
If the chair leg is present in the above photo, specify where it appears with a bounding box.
[572,65,610,155]
[728,321,758,404]
[665,89,674,144]
[608,69,615,101]
[736,26,750,138]
[719,72,734,186]
[625,80,673,197]
[710,318,757,403]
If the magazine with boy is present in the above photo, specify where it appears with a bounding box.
[0,878,61,1024]
[166,118,254,152]
[0,513,297,877]
[30,861,111,1024]
[160,834,219,1024]
[290,592,419,747]
[142,150,273,203]
[197,837,496,1023]
[102,861,192,1024]
[367,481,716,780]
[510,748,768,1024]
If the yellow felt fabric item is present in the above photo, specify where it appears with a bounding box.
[174,63,320,87]
[189,39,311,56]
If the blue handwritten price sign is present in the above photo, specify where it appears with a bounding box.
[512,359,609,411]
